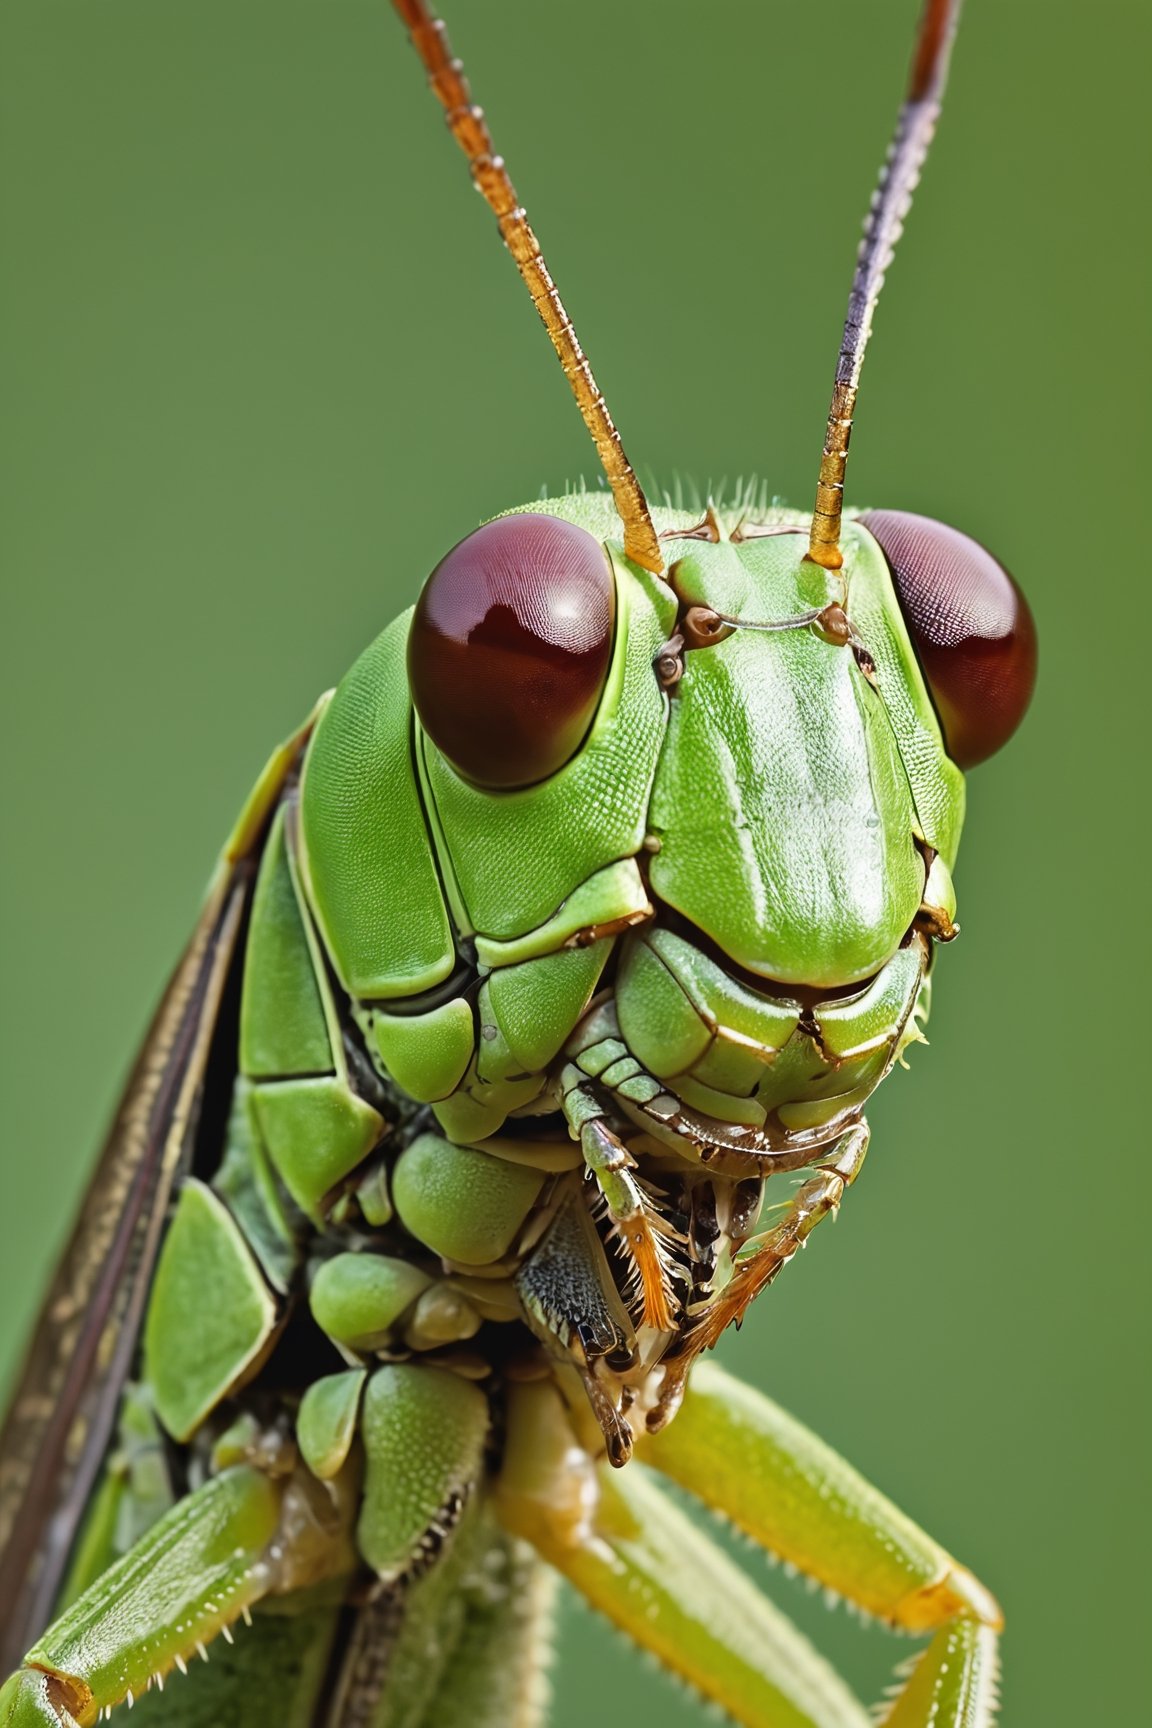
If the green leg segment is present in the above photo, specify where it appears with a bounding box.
[498,1381,870,1728]
[496,1371,1000,1728]
[881,1623,999,1728]
[0,1465,353,1726]
[341,1506,556,1728]
[638,1361,1002,1726]
[418,1542,555,1728]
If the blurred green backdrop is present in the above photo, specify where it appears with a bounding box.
[0,1,1145,1720]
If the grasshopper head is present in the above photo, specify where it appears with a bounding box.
[400,491,1033,1161]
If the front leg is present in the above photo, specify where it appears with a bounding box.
[639,1360,1002,1728]
[0,1464,354,1726]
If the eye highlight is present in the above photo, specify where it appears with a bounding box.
[858,509,1037,769]
[408,513,616,790]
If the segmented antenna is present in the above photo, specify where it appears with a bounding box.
[392,0,663,576]
[807,0,963,570]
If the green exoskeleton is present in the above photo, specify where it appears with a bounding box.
[0,1,1037,1724]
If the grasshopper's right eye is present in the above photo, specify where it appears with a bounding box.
[859,510,1037,769]
[408,513,615,790]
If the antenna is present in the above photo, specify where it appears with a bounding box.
[393,0,663,575]
[807,0,963,570]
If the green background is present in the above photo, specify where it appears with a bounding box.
[0,1,1144,1720]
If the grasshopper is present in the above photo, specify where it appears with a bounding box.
[0,1,1036,1723]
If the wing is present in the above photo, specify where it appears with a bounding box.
[0,866,249,1667]
[0,714,318,1671]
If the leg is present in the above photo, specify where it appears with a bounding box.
[393,1513,557,1728]
[323,1505,555,1728]
[639,1360,1002,1727]
[420,1542,555,1728]
[0,1465,355,1725]
[497,1379,870,1728]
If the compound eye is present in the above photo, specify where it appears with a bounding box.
[408,513,616,790]
[858,509,1037,769]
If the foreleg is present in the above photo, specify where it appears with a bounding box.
[639,1361,1002,1727]
[497,1378,870,1728]
[0,1465,354,1725]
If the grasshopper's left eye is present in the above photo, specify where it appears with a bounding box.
[859,510,1037,769]
[408,513,615,789]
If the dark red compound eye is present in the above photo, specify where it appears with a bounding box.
[408,513,616,789]
[858,509,1037,769]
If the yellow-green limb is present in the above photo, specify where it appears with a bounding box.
[348,1502,556,1728]
[497,1368,1000,1728]
[640,1360,1001,1725]
[0,1467,352,1726]
[498,1380,868,1728]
